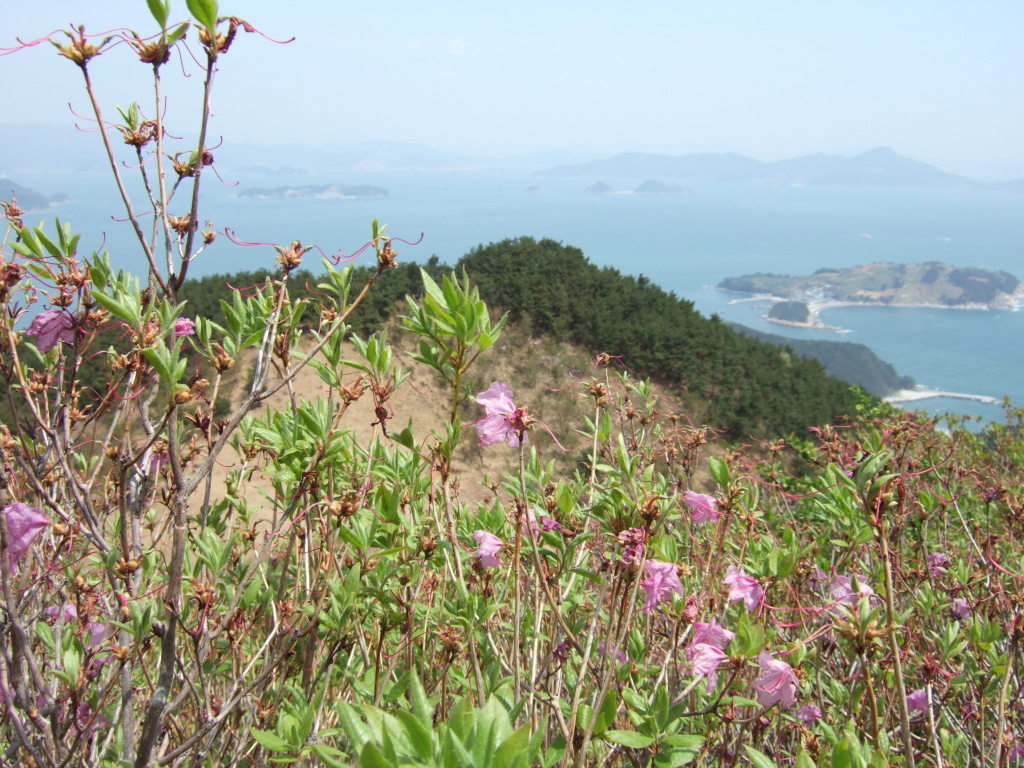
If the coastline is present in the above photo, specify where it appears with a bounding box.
[724,291,1021,334]
[885,386,1001,406]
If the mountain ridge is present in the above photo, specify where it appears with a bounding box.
[538,146,974,188]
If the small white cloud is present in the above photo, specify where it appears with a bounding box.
[446,38,469,57]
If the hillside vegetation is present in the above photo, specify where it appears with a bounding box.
[172,238,863,437]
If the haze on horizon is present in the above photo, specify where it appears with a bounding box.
[3,0,1023,180]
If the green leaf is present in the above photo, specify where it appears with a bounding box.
[604,730,655,749]
[146,0,169,28]
[186,0,219,35]
[743,746,778,768]
[358,741,393,768]
[393,710,432,762]
[830,736,867,768]
[249,728,292,753]
[167,23,189,45]
[495,725,534,768]
[795,751,817,768]
[709,456,730,487]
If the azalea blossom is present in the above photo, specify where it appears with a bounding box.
[926,553,951,577]
[951,597,971,621]
[523,508,565,536]
[683,491,719,524]
[687,642,729,692]
[174,317,196,337]
[45,604,109,650]
[598,641,629,665]
[472,530,503,567]
[475,382,528,446]
[829,573,875,610]
[641,560,684,614]
[691,621,735,651]
[795,704,823,724]
[724,565,764,613]
[27,309,76,353]
[906,688,929,716]
[753,651,798,709]
[3,502,49,573]
[617,527,646,566]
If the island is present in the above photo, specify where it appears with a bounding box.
[719,262,1024,330]
[634,179,693,195]
[238,183,388,200]
[1,181,68,212]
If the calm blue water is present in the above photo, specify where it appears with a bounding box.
[14,168,1024,424]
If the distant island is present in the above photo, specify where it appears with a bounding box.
[719,262,1024,330]
[238,183,388,200]
[233,165,309,175]
[584,179,694,195]
[543,147,974,189]
[635,179,693,195]
[1,180,68,212]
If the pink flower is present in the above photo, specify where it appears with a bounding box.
[598,641,629,665]
[27,310,76,353]
[724,565,764,613]
[475,382,527,447]
[617,527,646,566]
[3,502,48,573]
[691,621,735,651]
[523,509,565,536]
[753,651,798,709]
[829,574,875,611]
[45,604,109,650]
[641,560,684,614]
[174,317,196,337]
[472,530,503,567]
[906,688,929,716]
[687,643,729,692]
[926,553,950,576]
[796,704,823,724]
[951,597,971,621]
[683,491,719,524]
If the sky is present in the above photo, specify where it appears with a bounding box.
[3,1,1024,179]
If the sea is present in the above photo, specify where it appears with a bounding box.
[10,167,1024,427]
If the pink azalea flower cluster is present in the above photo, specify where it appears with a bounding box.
[46,604,110,650]
[753,651,798,708]
[475,382,528,447]
[951,597,971,621]
[926,552,951,576]
[472,530,503,567]
[829,573,875,611]
[683,491,719,524]
[686,620,735,692]
[3,502,49,573]
[724,565,764,613]
[26,309,76,353]
[523,509,565,536]
[617,527,646,566]
[640,560,684,614]
[174,317,196,337]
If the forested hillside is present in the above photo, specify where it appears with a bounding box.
[172,238,865,436]
[454,237,860,434]
[730,324,915,396]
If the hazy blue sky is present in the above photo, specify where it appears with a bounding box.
[4,1,1023,178]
